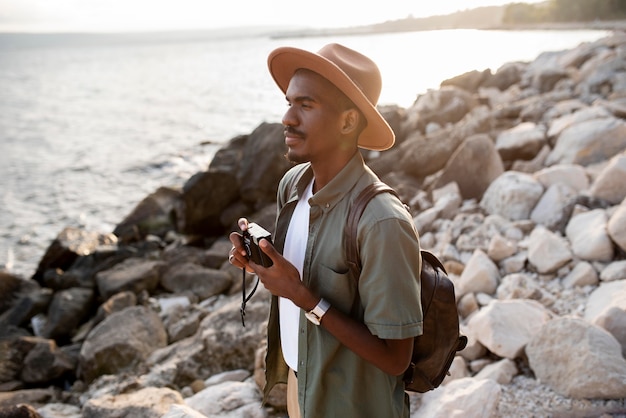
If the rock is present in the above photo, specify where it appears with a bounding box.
[184,380,268,418]
[531,67,570,93]
[562,262,599,288]
[496,273,546,303]
[458,249,500,297]
[599,260,626,282]
[32,227,118,283]
[589,152,626,204]
[83,386,183,418]
[95,258,167,300]
[467,299,552,359]
[204,369,251,387]
[413,182,462,231]
[457,292,479,319]
[483,61,524,91]
[0,274,51,331]
[160,263,232,301]
[397,129,460,180]
[41,287,94,340]
[93,291,137,325]
[36,403,81,418]
[405,86,479,131]
[162,404,208,418]
[18,337,75,384]
[530,183,577,231]
[433,133,504,200]
[527,226,573,274]
[526,317,626,399]
[0,404,42,418]
[0,389,56,408]
[495,122,547,161]
[546,117,626,166]
[397,106,492,179]
[565,209,614,262]
[233,123,291,208]
[432,182,463,219]
[0,273,38,317]
[47,245,137,292]
[202,238,234,269]
[480,171,544,221]
[546,104,612,139]
[162,304,205,344]
[78,306,167,383]
[500,252,527,275]
[113,186,182,244]
[533,163,590,193]
[511,144,551,173]
[415,377,501,418]
[584,280,626,324]
[594,306,626,358]
[608,199,626,252]
[441,69,491,93]
[177,170,240,236]
[474,358,518,385]
[487,234,517,262]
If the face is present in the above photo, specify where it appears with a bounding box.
[282,69,355,165]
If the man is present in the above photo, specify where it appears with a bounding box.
[229,43,422,418]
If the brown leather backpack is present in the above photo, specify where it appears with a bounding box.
[345,181,468,392]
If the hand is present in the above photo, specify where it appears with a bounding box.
[252,239,318,310]
[228,218,253,273]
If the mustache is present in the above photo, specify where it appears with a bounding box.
[284,126,305,138]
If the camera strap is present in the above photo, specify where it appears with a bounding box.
[240,267,259,327]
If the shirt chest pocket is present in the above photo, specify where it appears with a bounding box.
[313,263,358,315]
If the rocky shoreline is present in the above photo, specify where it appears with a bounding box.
[2,32,626,417]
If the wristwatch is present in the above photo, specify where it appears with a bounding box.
[305,298,331,325]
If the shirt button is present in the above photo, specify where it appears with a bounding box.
[325,203,330,208]
[299,361,304,367]
[300,328,305,334]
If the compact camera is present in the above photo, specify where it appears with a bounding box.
[242,222,273,267]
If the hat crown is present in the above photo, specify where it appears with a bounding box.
[316,43,382,107]
[267,43,395,151]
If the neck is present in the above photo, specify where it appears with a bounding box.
[310,149,358,194]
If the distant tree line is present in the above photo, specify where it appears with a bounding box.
[503,0,626,24]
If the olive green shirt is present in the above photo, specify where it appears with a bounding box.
[264,152,423,418]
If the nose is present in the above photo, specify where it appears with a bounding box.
[282,105,297,128]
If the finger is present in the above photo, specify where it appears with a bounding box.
[229,232,248,257]
[238,218,249,232]
[259,238,278,261]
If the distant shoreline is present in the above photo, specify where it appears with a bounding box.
[270,20,626,39]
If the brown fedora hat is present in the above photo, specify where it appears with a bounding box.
[267,43,395,151]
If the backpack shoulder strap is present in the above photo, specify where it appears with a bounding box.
[345,181,400,280]
[420,250,447,274]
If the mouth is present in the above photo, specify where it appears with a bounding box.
[284,127,305,146]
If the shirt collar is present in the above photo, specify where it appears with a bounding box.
[308,152,367,211]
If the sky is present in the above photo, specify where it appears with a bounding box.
[0,0,545,33]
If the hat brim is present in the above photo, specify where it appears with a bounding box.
[268,47,395,151]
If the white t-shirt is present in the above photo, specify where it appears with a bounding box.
[279,179,314,371]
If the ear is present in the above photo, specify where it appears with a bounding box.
[340,108,360,135]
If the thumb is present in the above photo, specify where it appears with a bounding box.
[259,238,278,259]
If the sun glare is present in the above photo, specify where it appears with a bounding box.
[0,0,547,33]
